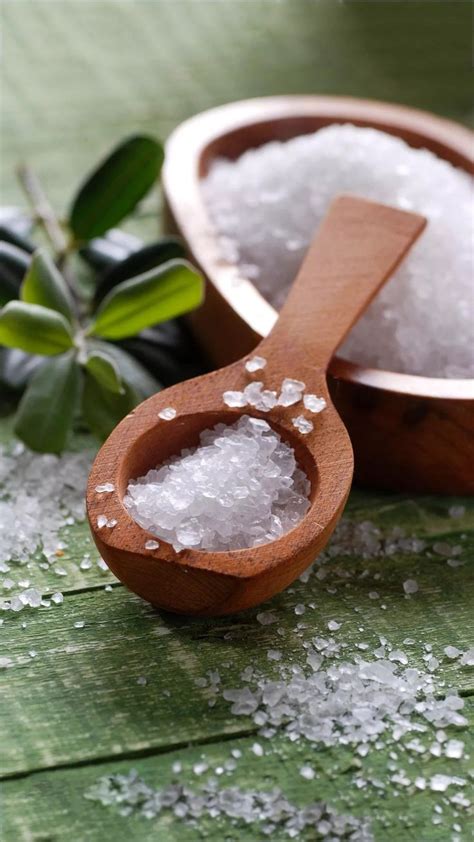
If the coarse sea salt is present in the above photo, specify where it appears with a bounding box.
[85,770,372,839]
[124,415,310,552]
[203,124,473,378]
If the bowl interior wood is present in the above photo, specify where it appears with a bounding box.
[163,95,474,401]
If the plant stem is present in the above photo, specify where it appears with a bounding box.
[16,163,82,311]
[17,163,69,258]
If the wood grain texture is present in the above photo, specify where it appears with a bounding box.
[3,710,474,841]
[87,197,425,616]
[1,3,473,840]
[162,95,474,495]
[2,508,473,777]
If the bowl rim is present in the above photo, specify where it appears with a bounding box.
[162,94,474,400]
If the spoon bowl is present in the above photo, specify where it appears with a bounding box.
[87,196,425,615]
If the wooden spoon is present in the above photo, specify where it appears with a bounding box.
[87,196,426,616]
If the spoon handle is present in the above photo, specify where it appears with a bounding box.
[260,195,426,372]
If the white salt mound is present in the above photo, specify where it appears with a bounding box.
[124,415,310,552]
[203,124,474,378]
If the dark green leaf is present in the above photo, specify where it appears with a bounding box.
[0,241,31,304]
[21,249,74,321]
[87,259,204,340]
[0,301,74,355]
[69,135,164,242]
[0,348,45,390]
[87,340,160,399]
[82,371,138,439]
[84,349,123,394]
[119,322,207,386]
[80,228,142,273]
[14,351,81,453]
[0,225,35,254]
[94,238,186,303]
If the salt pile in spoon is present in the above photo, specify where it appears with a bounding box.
[124,415,310,552]
[203,124,473,378]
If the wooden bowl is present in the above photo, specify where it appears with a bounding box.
[162,96,474,494]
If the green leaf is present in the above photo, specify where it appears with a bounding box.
[69,135,164,242]
[14,351,81,453]
[87,340,160,399]
[94,237,186,303]
[0,301,74,355]
[82,371,138,439]
[21,249,74,321]
[84,349,123,394]
[0,241,31,305]
[87,260,204,340]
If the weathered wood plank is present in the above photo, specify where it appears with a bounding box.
[3,707,473,842]
[2,508,473,776]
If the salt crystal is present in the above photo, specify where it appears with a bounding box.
[124,415,310,552]
[193,761,208,775]
[51,592,63,605]
[278,378,306,407]
[145,540,160,550]
[445,739,464,759]
[158,407,177,421]
[294,603,305,615]
[0,657,13,668]
[460,647,474,666]
[251,742,264,756]
[444,646,462,660]
[449,505,465,518]
[267,649,282,661]
[303,394,327,414]
[223,390,246,408]
[95,483,115,494]
[256,611,277,626]
[299,765,315,780]
[74,620,85,629]
[137,676,147,686]
[327,620,341,631]
[203,124,473,377]
[292,416,313,434]
[245,355,267,372]
[403,579,418,594]
[97,515,108,529]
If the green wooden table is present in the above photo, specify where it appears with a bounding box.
[1,2,473,839]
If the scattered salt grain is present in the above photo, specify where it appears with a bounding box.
[327,620,341,631]
[245,355,267,372]
[203,124,473,377]
[124,415,310,552]
[74,621,85,629]
[252,742,264,756]
[449,505,465,519]
[158,407,177,421]
[97,515,108,529]
[95,483,115,494]
[292,416,313,435]
[222,390,247,408]
[403,579,418,595]
[193,761,208,776]
[278,378,305,407]
[137,676,147,686]
[256,611,277,626]
[303,394,327,414]
[85,770,371,838]
[460,647,474,666]
[267,649,282,661]
[445,740,464,759]
[144,540,160,550]
[299,765,315,780]
[444,646,462,660]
